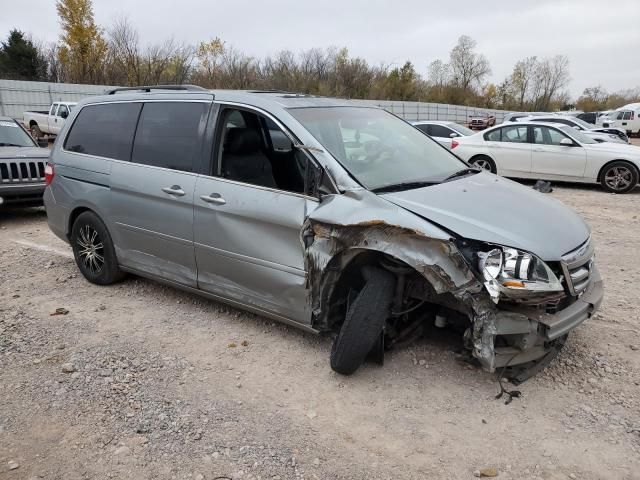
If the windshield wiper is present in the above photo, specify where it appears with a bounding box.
[372,180,438,193]
[442,167,480,182]
[0,143,25,147]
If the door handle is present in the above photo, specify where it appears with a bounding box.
[161,185,185,196]
[200,193,226,205]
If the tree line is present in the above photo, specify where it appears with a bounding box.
[1,0,638,112]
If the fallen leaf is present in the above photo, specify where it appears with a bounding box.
[241,340,249,347]
[228,342,237,348]
[50,307,69,316]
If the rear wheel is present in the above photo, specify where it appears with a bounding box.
[600,161,638,194]
[469,155,496,173]
[30,124,42,139]
[71,211,125,285]
[330,266,395,375]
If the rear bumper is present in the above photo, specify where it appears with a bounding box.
[0,182,45,205]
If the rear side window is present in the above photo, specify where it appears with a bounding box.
[64,103,142,161]
[414,124,431,135]
[430,124,453,137]
[131,102,208,172]
[484,128,502,141]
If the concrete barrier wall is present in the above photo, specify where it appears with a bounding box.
[0,79,512,123]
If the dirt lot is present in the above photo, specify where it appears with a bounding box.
[1,181,639,480]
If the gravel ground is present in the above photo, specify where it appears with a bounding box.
[1,180,639,480]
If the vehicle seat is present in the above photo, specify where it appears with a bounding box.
[222,128,277,189]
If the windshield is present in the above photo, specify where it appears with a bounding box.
[570,117,595,130]
[0,120,36,147]
[449,123,474,136]
[558,125,597,144]
[288,107,466,190]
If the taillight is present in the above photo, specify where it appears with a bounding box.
[45,162,54,186]
[451,140,459,149]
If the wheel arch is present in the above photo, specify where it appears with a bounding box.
[67,206,95,239]
[469,154,497,173]
[596,159,640,182]
[311,248,415,332]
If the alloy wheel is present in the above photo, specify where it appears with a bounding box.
[76,225,105,274]
[604,166,633,192]
[473,159,493,171]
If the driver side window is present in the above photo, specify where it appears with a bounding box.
[215,107,311,195]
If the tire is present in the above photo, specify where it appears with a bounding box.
[30,124,42,139]
[469,155,496,173]
[71,211,125,285]
[330,266,395,375]
[600,161,639,194]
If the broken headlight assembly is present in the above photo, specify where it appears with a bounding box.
[476,246,563,302]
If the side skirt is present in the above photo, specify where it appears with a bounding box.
[119,265,320,335]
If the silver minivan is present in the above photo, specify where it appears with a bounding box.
[44,86,603,381]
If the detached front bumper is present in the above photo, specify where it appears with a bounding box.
[476,265,603,373]
[0,182,45,205]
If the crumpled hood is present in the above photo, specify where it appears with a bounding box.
[381,172,590,261]
[0,146,50,160]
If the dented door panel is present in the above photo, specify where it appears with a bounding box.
[194,175,314,323]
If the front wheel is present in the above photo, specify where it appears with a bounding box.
[469,155,496,174]
[600,161,638,194]
[71,211,125,285]
[330,267,395,375]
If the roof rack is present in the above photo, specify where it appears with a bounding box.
[105,84,208,95]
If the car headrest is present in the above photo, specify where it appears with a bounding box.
[225,128,262,154]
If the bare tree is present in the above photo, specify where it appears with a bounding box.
[531,55,570,110]
[510,56,538,109]
[449,35,491,92]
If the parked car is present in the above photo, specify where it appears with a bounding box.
[598,108,640,136]
[468,114,496,130]
[502,112,549,123]
[517,115,629,144]
[0,116,50,206]
[23,101,77,139]
[575,112,598,124]
[453,122,640,193]
[44,86,603,380]
[411,121,474,148]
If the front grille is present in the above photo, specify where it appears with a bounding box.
[0,160,46,184]
[561,238,594,296]
[471,119,483,125]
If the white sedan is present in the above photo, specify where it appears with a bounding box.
[453,122,640,193]
[411,121,474,148]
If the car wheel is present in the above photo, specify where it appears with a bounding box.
[71,211,125,285]
[330,266,395,375]
[30,124,42,139]
[600,161,639,194]
[469,155,496,173]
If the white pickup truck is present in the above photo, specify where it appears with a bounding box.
[23,101,77,139]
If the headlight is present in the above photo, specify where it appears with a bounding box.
[477,246,563,302]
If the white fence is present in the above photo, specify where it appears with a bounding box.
[352,99,511,124]
[0,80,118,118]
[0,79,512,123]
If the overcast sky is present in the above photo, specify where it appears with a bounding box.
[2,0,639,97]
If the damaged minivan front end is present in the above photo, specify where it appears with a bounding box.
[290,104,604,380]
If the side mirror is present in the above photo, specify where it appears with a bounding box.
[60,111,68,119]
[449,132,459,138]
[38,139,49,148]
[559,138,574,146]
